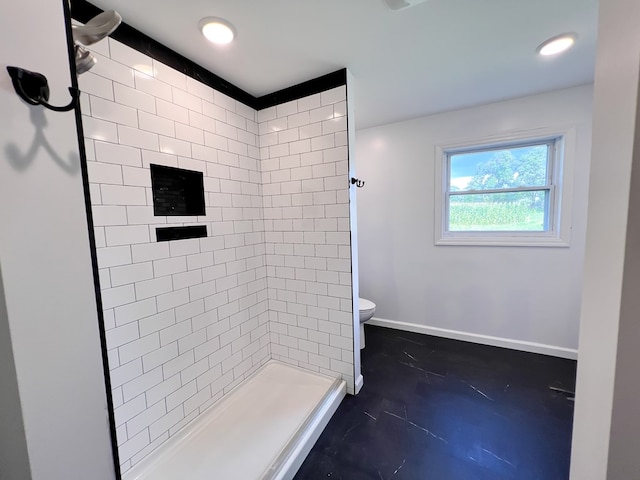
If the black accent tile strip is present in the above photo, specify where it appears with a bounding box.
[156,225,208,242]
[254,69,347,110]
[62,0,122,477]
[71,1,347,111]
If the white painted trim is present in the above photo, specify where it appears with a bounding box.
[368,317,578,360]
[354,374,364,395]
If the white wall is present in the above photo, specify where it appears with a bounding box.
[0,1,115,479]
[356,85,593,356]
[570,0,640,476]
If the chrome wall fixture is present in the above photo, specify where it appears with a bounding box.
[72,10,122,74]
[6,9,121,112]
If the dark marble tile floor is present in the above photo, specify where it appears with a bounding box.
[294,325,577,480]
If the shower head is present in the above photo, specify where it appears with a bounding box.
[75,45,97,75]
[72,10,122,46]
[70,10,121,74]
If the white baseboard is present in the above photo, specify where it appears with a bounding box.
[354,374,364,394]
[367,317,578,360]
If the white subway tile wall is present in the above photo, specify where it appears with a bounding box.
[83,37,354,473]
[258,86,355,393]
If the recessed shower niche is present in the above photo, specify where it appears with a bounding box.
[150,163,207,241]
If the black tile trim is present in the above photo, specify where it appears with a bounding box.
[62,0,122,478]
[156,225,208,242]
[71,1,347,110]
[254,69,347,110]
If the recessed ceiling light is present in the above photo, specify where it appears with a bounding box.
[199,17,235,45]
[537,33,577,56]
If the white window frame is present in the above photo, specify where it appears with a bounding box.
[434,127,576,247]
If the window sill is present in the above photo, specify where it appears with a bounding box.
[435,234,570,247]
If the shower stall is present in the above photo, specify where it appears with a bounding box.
[72,6,362,477]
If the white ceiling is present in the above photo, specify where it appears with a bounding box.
[89,0,598,130]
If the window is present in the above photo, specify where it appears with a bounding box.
[435,130,575,246]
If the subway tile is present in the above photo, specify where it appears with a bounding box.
[297,93,322,111]
[162,350,194,378]
[114,298,157,326]
[131,243,170,263]
[176,123,205,145]
[119,430,150,463]
[322,116,347,135]
[159,136,191,157]
[141,150,177,168]
[149,405,186,441]
[102,284,136,309]
[125,399,165,437]
[134,71,172,101]
[153,61,187,90]
[173,270,203,290]
[135,276,173,301]
[154,256,187,277]
[110,39,153,73]
[95,141,142,167]
[111,262,154,287]
[123,367,163,402]
[165,381,197,412]
[126,206,165,225]
[101,184,147,206]
[299,122,322,140]
[91,54,135,88]
[321,86,347,105]
[146,373,181,406]
[118,125,160,151]
[135,276,173,300]
[105,225,150,247]
[93,205,127,227]
[142,343,179,372]
[173,88,203,113]
[90,96,138,127]
[110,358,143,388]
[139,111,175,137]
[122,167,152,188]
[83,116,119,143]
[114,394,146,427]
[186,77,214,102]
[114,83,156,113]
[139,310,176,337]
[79,72,114,100]
[156,99,189,125]
[157,288,190,312]
[311,134,336,151]
[202,100,226,121]
[119,333,161,364]
[169,238,200,257]
[106,322,140,350]
[183,387,212,415]
[213,91,236,112]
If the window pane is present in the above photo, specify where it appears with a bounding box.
[449,190,548,231]
[450,144,549,192]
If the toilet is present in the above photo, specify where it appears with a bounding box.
[359,297,376,349]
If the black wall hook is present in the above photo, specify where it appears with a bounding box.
[351,177,365,188]
[7,66,79,112]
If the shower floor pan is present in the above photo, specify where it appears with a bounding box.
[123,361,346,480]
